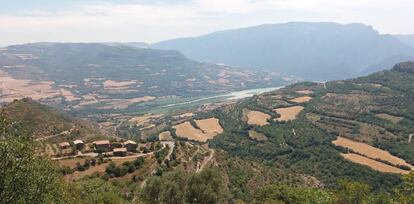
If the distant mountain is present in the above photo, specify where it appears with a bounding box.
[394,34,414,48]
[153,22,414,80]
[0,43,295,114]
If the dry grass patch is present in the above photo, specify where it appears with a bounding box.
[244,109,271,126]
[159,131,173,141]
[274,106,304,122]
[375,113,403,123]
[333,137,413,170]
[248,130,268,142]
[289,96,312,103]
[341,153,410,174]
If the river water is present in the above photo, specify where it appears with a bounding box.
[163,86,283,108]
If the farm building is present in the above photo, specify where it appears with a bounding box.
[113,148,127,157]
[124,140,138,152]
[59,142,70,149]
[73,139,84,150]
[93,140,111,153]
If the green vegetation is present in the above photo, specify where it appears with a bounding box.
[140,168,229,204]
[0,98,106,143]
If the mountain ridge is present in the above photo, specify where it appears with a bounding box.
[153,22,414,80]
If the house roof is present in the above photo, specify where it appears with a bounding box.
[93,140,110,145]
[59,142,70,147]
[123,140,137,145]
[113,148,127,152]
[73,140,84,145]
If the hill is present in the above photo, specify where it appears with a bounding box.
[0,43,295,114]
[158,61,414,192]
[0,98,108,143]
[153,22,414,80]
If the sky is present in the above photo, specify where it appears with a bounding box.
[0,0,413,46]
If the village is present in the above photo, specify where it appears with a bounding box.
[54,138,172,160]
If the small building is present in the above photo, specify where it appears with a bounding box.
[113,148,127,157]
[123,140,138,152]
[73,139,84,150]
[58,142,70,149]
[93,140,111,153]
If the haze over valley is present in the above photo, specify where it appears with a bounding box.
[2,1,414,203]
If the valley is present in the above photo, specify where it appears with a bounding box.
[1,44,414,204]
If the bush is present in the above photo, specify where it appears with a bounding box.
[127,164,136,173]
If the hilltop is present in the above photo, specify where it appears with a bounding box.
[153,22,414,80]
[0,98,109,143]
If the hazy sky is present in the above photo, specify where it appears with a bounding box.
[0,0,413,45]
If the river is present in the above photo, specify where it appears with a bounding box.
[163,86,283,108]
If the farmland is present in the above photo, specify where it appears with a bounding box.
[173,118,223,142]
[244,109,271,126]
[340,153,410,174]
[274,106,304,121]
[333,136,413,170]
[289,96,312,103]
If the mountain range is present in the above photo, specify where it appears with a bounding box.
[153,22,414,80]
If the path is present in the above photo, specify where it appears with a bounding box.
[161,141,175,161]
[36,125,75,141]
[197,149,215,172]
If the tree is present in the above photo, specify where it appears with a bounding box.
[186,168,230,204]
[395,172,414,204]
[140,168,229,204]
[0,137,69,203]
[253,184,334,204]
[69,178,126,204]
[335,180,371,204]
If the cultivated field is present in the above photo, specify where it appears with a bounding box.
[375,113,403,123]
[0,71,60,103]
[289,96,312,103]
[244,109,271,126]
[341,153,410,174]
[333,137,413,169]
[274,106,304,121]
[174,118,223,142]
[195,118,223,136]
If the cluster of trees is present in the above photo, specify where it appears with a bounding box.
[139,168,230,204]
[105,157,145,178]
[254,175,414,204]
